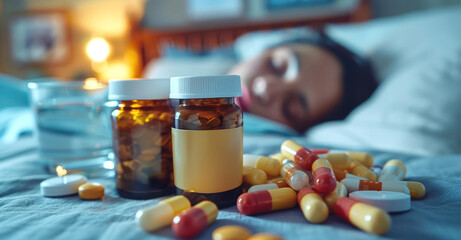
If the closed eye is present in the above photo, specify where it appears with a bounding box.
[282,92,309,124]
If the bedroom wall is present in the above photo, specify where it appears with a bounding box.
[0,0,144,81]
[141,0,461,29]
[370,0,461,18]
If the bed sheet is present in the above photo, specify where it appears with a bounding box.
[1,135,460,240]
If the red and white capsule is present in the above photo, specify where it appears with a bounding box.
[281,140,318,171]
[312,158,337,194]
[172,200,218,238]
[237,188,297,215]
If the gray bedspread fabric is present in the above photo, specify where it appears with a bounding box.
[1,135,460,240]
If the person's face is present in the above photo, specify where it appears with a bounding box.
[229,44,343,132]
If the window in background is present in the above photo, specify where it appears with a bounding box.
[266,0,334,10]
[187,0,243,20]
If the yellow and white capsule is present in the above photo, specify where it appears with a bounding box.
[244,154,282,177]
[280,160,311,191]
[248,181,289,193]
[136,195,191,232]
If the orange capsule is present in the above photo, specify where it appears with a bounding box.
[237,188,297,215]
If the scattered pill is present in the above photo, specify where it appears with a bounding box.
[334,197,391,235]
[212,225,252,240]
[237,188,297,215]
[40,174,87,197]
[243,166,268,186]
[311,149,374,168]
[247,233,284,240]
[382,180,426,198]
[324,181,348,211]
[269,153,286,165]
[378,159,406,181]
[332,169,366,181]
[341,178,410,195]
[316,153,351,170]
[348,159,377,181]
[280,160,311,191]
[312,158,337,194]
[136,195,191,232]
[349,191,411,213]
[78,183,104,200]
[297,187,329,223]
[343,152,374,168]
[281,140,318,171]
[248,182,289,193]
[172,200,218,238]
[244,154,282,177]
[404,181,426,198]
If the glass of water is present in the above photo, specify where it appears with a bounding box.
[28,79,114,177]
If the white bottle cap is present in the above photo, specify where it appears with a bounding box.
[169,75,242,99]
[108,78,170,100]
[40,174,88,197]
[349,191,411,213]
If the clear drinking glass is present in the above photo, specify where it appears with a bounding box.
[28,80,114,177]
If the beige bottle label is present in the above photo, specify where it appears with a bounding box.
[172,127,243,193]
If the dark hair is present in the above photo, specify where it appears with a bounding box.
[316,30,378,123]
[273,28,378,125]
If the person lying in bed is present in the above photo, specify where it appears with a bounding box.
[230,31,377,133]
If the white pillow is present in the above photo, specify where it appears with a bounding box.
[307,6,461,156]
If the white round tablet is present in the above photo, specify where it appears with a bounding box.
[40,174,87,197]
[349,191,411,213]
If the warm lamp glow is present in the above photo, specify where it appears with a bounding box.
[86,37,111,62]
[83,78,104,90]
[56,166,67,177]
[100,61,133,80]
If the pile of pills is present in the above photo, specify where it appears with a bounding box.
[134,139,426,237]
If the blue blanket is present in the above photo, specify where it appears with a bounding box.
[0,136,460,240]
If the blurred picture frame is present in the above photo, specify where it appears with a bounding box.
[8,10,70,65]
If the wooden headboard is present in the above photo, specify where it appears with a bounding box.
[129,0,371,77]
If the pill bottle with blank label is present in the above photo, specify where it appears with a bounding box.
[109,79,174,199]
[170,75,243,208]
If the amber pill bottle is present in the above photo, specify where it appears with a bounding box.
[108,79,174,199]
[170,75,243,208]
